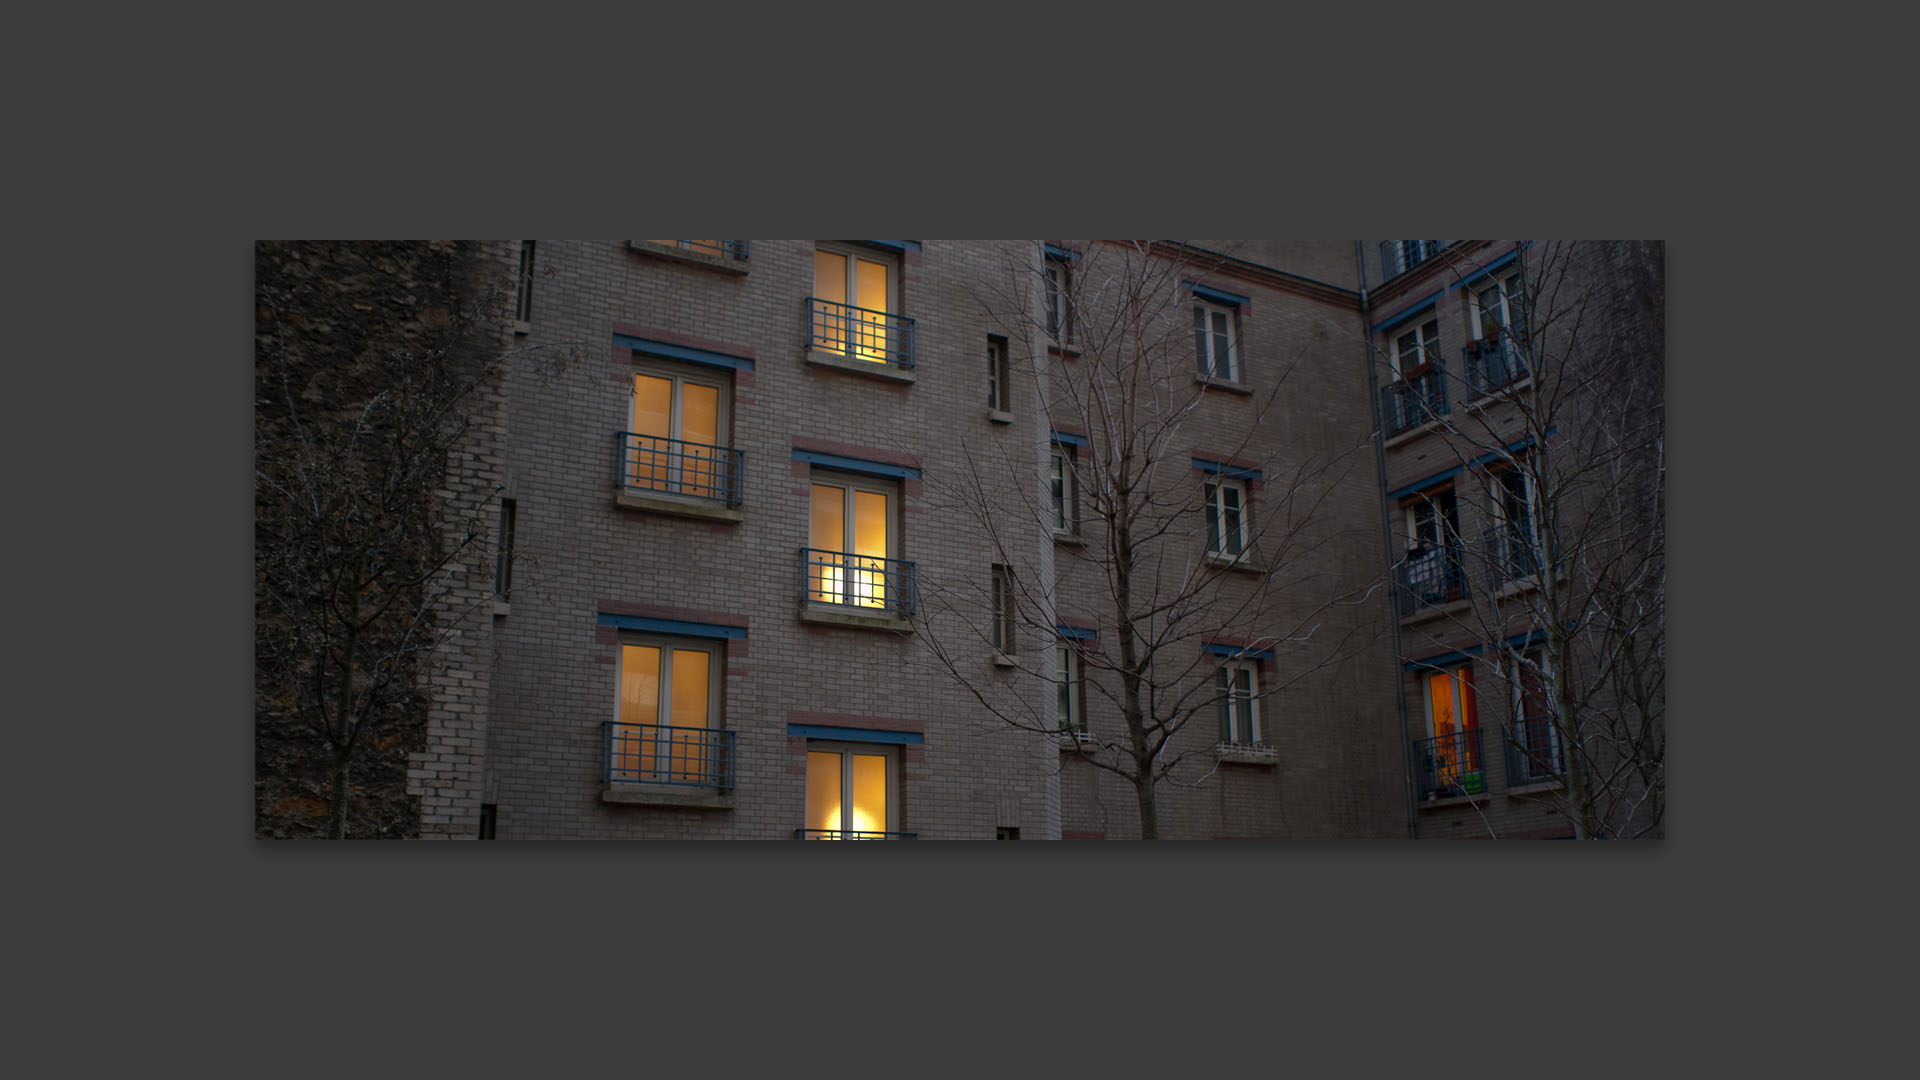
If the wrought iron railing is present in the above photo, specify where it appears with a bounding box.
[1396,542,1467,616]
[801,548,917,616]
[1503,717,1563,786]
[1414,727,1484,801]
[1463,338,1528,399]
[794,829,918,840]
[602,722,736,790]
[616,432,745,506]
[1482,524,1540,592]
[1380,367,1449,437]
[649,240,750,260]
[1380,240,1445,282]
[807,297,916,369]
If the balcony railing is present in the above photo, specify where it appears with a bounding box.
[802,548,917,617]
[1503,717,1564,786]
[1397,542,1467,616]
[794,829,918,840]
[1380,240,1445,282]
[616,432,745,507]
[1463,338,1529,399]
[1380,367,1449,437]
[1415,727,1484,801]
[807,297,916,370]
[602,722,736,790]
[1482,524,1541,592]
[649,239,750,260]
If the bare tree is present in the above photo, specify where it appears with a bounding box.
[1379,240,1664,839]
[913,241,1381,839]
[254,241,568,838]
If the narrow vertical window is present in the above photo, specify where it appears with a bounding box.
[494,498,516,601]
[514,241,535,324]
[991,565,1015,655]
[1049,445,1078,535]
[1204,480,1248,558]
[1216,662,1261,746]
[478,803,497,839]
[987,335,1010,412]
[1056,639,1085,734]
[1044,255,1072,342]
[1194,301,1237,381]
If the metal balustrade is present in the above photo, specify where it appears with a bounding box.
[807,297,916,369]
[1503,718,1564,786]
[616,432,745,506]
[1380,368,1450,437]
[794,829,918,840]
[1414,727,1484,801]
[801,548,917,617]
[1463,338,1529,398]
[1396,542,1467,616]
[602,722,736,790]
[1482,525,1541,591]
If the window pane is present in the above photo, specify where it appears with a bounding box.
[1217,668,1232,742]
[1223,485,1243,554]
[810,485,846,603]
[1058,647,1073,729]
[807,752,842,832]
[1211,312,1231,377]
[814,251,847,304]
[630,375,673,491]
[1205,483,1221,552]
[618,645,661,780]
[1051,454,1066,530]
[854,258,889,362]
[850,753,887,834]
[1195,307,1210,374]
[668,649,709,729]
[679,383,720,496]
[852,489,890,608]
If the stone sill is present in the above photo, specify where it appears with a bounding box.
[1053,531,1084,547]
[1214,744,1277,764]
[625,240,750,275]
[1505,778,1565,797]
[1419,790,1487,809]
[1047,342,1081,358]
[1464,375,1534,410]
[1205,553,1265,575]
[800,606,913,633]
[602,784,734,809]
[806,348,916,383]
[512,319,531,337]
[987,409,1014,425]
[615,491,744,523]
[991,650,1019,668]
[492,599,511,617]
[1196,376,1252,396]
[1056,731,1097,752]
[1383,416,1448,449]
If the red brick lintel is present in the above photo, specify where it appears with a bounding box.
[597,600,750,630]
[611,321,757,362]
[784,710,923,735]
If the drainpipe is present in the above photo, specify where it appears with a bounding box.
[1356,241,1418,839]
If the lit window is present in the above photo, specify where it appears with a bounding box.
[1421,664,1482,797]
[807,473,902,611]
[1056,637,1087,735]
[812,245,902,363]
[1049,444,1079,536]
[991,565,1015,655]
[624,364,734,503]
[611,636,727,788]
[1216,661,1262,747]
[1204,479,1249,559]
[805,743,901,838]
[1044,253,1073,343]
[987,335,1011,412]
[1194,301,1238,381]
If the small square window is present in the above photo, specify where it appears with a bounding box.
[1216,661,1262,747]
[1194,301,1238,382]
[1204,479,1249,559]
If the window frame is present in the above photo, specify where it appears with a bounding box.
[1390,317,1442,381]
[611,632,727,787]
[1486,462,1542,583]
[1204,477,1250,560]
[1421,662,1482,792]
[513,240,535,325]
[804,741,902,838]
[1508,647,1562,784]
[1055,637,1088,736]
[806,470,904,611]
[625,360,734,502]
[1043,253,1073,344]
[493,497,516,603]
[1194,299,1240,383]
[1470,271,1525,342]
[987,334,1011,413]
[991,564,1016,656]
[1049,443,1080,537]
[1216,660,1263,747]
[812,243,903,363]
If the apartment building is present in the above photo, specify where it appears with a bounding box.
[1361,240,1665,839]
[256,239,1662,840]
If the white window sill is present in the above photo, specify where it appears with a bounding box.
[1205,552,1263,575]
[602,783,734,809]
[625,240,750,275]
[1214,743,1277,763]
[1195,375,1251,396]
[1056,730,1096,751]
[805,348,917,383]
[987,409,1014,425]
[615,490,744,523]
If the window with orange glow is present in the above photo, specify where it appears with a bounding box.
[807,473,898,608]
[813,245,899,361]
[624,363,731,500]
[613,638,722,784]
[805,744,897,837]
[1424,665,1480,782]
